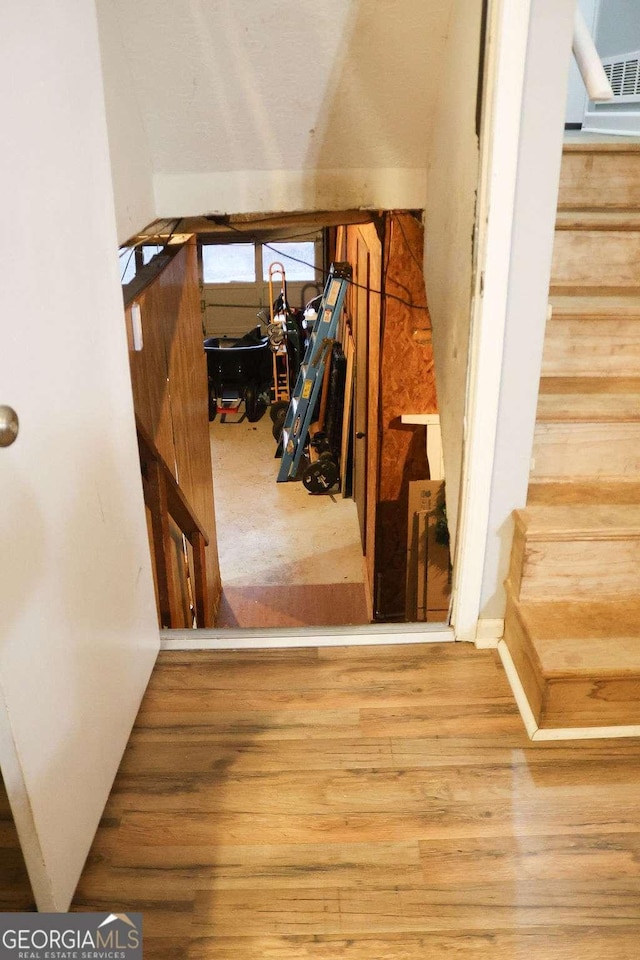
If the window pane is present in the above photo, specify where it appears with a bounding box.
[202,243,255,283]
[262,242,316,281]
[142,244,163,264]
[119,247,136,284]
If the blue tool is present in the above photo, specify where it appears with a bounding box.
[276,263,352,482]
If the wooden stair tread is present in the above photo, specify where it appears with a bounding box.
[528,480,640,506]
[556,209,640,231]
[551,284,640,298]
[539,377,640,394]
[550,292,640,319]
[562,139,640,153]
[536,392,640,422]
[517,597,640,677]
[514,504,640,540]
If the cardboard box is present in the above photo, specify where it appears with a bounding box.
[405,480,451,622]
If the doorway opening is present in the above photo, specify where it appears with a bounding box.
[121,210,452,634]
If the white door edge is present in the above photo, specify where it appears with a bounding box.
[450,0,532,642]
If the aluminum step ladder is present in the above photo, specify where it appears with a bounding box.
[277,262,352,482]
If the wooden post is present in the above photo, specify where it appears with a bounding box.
[146,459,180,628]
[191,531,213,628]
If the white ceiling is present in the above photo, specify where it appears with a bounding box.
[104,0,455,176]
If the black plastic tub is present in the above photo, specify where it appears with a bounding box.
[203,327,272,422]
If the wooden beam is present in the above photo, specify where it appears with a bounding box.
[191,532,213,629]
[145,458,180,628]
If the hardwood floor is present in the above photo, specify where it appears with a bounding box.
[71,643,640,958]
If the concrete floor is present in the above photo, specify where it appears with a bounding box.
[209,413,365,588]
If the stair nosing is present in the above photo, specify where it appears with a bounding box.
[514,505,640,541]
[535,394,640,423]
[556,206,640,223]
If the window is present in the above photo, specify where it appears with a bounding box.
[119,247,136,284]
[202,243,256,283]
[262,242,316,281]
[142,244,163,265]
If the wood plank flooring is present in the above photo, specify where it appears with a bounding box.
[71,644,640,958]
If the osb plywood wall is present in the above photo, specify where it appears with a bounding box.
[126,240,222,626]
[377,212,437,620]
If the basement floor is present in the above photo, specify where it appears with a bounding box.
[209,414,367,627]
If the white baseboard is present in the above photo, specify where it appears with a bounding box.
[497,640,640,741]
[474,618,504,648]
[582,108,640,137]
[161,622,455,651]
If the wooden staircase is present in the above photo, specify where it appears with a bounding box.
[503,142,640,732]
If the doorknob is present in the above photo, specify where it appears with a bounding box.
[0,406,19,447]
[356,431,366,439]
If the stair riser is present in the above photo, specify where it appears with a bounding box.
[503,594,544,723]
[510,534,640,601]
[552,231,640,287]
[542,677,640,729]
[542,319,640,377]
[504,592,640,729]
[559,152,640,209]
[532,422,640,480]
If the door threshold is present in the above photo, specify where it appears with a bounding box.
[161,621,454,650]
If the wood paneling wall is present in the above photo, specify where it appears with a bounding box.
[338,214,438,621]
[338,221,383,611]
[126,240,221,626]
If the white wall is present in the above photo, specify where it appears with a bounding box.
[95,0,155,243]
[479,0,575,619]
[595,0,640,56]
[424,0,483,553]
[103,0,453,215]
[583,0,640,135]
[0,0,159,909]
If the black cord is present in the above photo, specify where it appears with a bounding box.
[218,221,428,312]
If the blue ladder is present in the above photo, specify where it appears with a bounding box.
[277,263,352,482]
